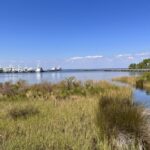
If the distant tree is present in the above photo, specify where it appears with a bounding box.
[129,58,150,69]
[143,59,150,68]
[128,63,136,69]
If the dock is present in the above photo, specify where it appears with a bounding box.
[62,68,150,72]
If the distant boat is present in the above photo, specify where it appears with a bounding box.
[27,68,35,73]
[0,68,3,73]
[36,67,43,73]
[50,67,62,71]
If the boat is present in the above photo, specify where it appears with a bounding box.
[36,67,43,73]
[50,67,62,72]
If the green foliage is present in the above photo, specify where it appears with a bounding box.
[129,63,137,69]
[129,58,150,69]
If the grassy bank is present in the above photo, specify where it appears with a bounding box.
[112,72,150,92]
[0,78,149,150]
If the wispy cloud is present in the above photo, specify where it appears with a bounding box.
[64,51,150,68]
[69,57,84,60]
[67,55,104,61]
[116,54,131,58]
[115,54,135,60]
[85,55,103,59]
[115,52,150,61]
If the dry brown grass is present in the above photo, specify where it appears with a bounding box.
[112,76,137,86]
[113,73,150,93]
[0,78,149,150]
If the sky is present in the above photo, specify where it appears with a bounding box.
[0,0,150,68]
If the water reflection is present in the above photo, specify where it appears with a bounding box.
[0,71,136,84]
[36,73,43,83]
[51,73,61,81]
[133,88,150,107]
[146,91,150,95]
[0,71,150,107]
[128,72,143,76]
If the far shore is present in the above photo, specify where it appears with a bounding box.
[0,68,150,74]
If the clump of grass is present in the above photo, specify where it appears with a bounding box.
[141,72,150,81]
[112,76,137,86]
[0,81,15,96]
[55,77,86,99]
[96,94,149,149]
[139,73,150,91]
[8,105,39,120]
[113,73,150,93]
[55,79,121,99]
[30,82,52,93]
[136,79,144,89]
[0,80,29,102]
[27,82,53,100]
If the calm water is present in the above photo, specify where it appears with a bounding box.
[0,71,140,84]
[0,71,149,106]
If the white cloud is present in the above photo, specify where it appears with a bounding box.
[69,57,84,60]
[85,55,103,59]
[64,51,150,68]
[116,54,131,58]
[67,55,103,61]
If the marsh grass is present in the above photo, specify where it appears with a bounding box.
[136,79,144,89]
[113,73,150,93]
[0,78,149,150]
[112,76,137,86]
[8,105,39,120]
[96,93,150,149]
[96,95,145,138]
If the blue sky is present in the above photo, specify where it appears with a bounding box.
[0,0,150,68]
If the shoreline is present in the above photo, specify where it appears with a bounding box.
[0,68,150,74]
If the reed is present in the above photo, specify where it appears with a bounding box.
[0,78,149,150]
[8,104,39,120]
[113,72,150,92]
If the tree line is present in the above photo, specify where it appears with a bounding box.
[129,58,150,69]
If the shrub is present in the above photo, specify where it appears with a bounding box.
[54,77,87,98]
